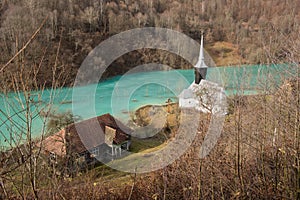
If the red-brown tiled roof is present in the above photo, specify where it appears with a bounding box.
[37,129,66,157]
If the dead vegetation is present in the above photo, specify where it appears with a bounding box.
[2,79,299,199]
[0,0,300,199]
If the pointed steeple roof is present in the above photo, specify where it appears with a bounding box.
[195,35,208,69]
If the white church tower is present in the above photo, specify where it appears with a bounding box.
[178,34,226,114]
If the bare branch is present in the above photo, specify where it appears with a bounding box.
[0,16,49,73]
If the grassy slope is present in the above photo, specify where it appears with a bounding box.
[206,41,246,66]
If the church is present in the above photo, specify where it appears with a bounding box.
[178,35,227,115]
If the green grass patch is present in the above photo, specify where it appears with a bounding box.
[129,132,168,153]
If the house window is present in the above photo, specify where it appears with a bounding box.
[121,142,129,150]
[91,147,100,157]
[49,152,57,164]
[49,152,56,160]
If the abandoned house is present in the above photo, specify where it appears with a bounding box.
[39,113,132,166]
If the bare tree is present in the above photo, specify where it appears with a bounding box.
[0,17,68,199]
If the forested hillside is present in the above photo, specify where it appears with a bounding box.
[0,0,299,90]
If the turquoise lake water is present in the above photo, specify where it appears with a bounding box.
[0,64,297,147]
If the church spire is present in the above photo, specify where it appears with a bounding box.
[195,34,208,69]
[194,34,208,84]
